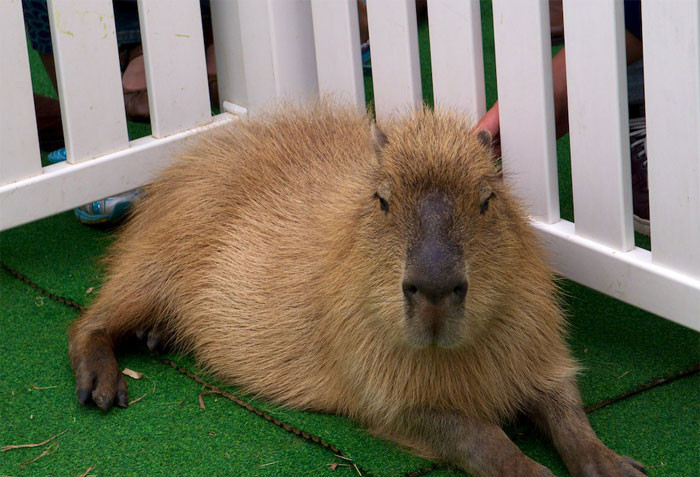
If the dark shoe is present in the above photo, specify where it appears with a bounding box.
[33,94,65,151]
[629,116,649,235]
[123,88,150,122]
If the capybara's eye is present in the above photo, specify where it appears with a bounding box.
[374,192,389,213]
[480,192,495,215]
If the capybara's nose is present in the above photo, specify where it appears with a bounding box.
[402,276,468,305]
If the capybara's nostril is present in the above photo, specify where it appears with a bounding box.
[403,278,468,305]
[452,282,468,302]
[403,282,419,299]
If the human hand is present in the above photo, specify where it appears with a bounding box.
[475,102,501,160]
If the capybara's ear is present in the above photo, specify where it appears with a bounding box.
[371,123,388,155]
[476,129,493,148]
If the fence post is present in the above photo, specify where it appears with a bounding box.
[47,0,129,164]
[427,0,485,120]
[492,0,559,223]
[137,0,212,138]
[0,1,42,184]
[563,0,634,251]
[311,0,365,110]
[643,0,700,279]
[366,0,422,122]
[229,0,318,115]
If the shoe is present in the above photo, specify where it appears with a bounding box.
[48,147,67,163]
[34,94,65,152]
[629,116,649,236]
[361,40,371,72]
[74,189,145,226]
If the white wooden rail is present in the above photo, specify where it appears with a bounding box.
[1,0,698,332]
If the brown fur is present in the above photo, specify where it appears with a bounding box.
[69,103,644,476]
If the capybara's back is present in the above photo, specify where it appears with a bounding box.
[70,103,644,476]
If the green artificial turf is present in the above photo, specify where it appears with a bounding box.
[2,2,698,475]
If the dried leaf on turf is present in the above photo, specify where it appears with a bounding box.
[19,442,59,468]
[1,429,67,452]
[129,393,147,405]
[77,465,95,477]
[122,368,143,380]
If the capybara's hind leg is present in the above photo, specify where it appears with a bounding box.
[69,290,156,411]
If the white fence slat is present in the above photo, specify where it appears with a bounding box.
[563,0,634,251]
[267,0,319,101]
[427,0,485,120]
[210,0,248,112]
[311,0,365,109]
[138,0,211,138]
[0,1,42,183]
[47,0,129,163]
[492,0,559,223]
[233,0,318,114]
[233,0,276,113]
[643,1,700,279]
[0,114,236,232]
[366,0,422,121]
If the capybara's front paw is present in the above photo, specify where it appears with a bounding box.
[577,445,646,477]
[74,344,128,411]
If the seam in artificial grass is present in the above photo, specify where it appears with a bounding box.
[3,260,697,477]
[162,358,444,477]
[583,363,700,414]
[161,358,371,476]
[1,260,85,312]
[1,259,369,473]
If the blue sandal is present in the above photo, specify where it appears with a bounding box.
[74,189,145,225]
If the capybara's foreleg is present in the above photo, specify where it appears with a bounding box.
[69,287,157,411]
[528,379,646,477]
[397,409,555,476]
[69,325,127,410]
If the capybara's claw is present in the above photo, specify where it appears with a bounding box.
[135,327,164,352]
[623,456,647,475]
[577,448,647,477]
[146,329,161,351]
[115,374,129,408]
[77,387,93,405]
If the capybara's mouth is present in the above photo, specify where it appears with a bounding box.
[404,304,464,349]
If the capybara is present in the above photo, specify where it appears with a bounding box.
[69,103,645,476]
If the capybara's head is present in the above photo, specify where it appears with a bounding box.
[359,110,525,349]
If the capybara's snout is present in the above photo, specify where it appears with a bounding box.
[402,192,467,347]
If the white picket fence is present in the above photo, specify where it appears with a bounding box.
[1,0,698,331]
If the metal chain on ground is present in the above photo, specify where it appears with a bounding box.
[583,362,700,414]
[161,359,349,456]
[1,260,86,313]
[1,260,370,473]
[4,259,698,476]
